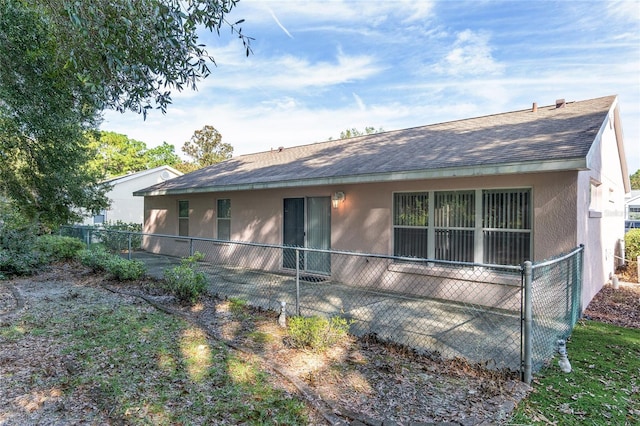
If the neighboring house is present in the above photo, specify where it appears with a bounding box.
[134,96,630,310]
[82,166,182,226]
[625,190,640,220]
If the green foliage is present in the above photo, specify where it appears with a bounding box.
[95,221,143,251]
[0,250,41,280]
[39,0,252,116]
[86,131,181,178]
[182,125,233,169]
[106,256,146,281]
[287,315,351,352]
[35,235,85,262]
[329,126,385,140]
[77,246,145,280]
[0,207,40,278]
[630,169,640,190]
[77,246,113,271]
[0,1,109,227]
[0,0,250,227]
[510,320,639,425]
[162,252,208,304]
[625,229,640,261]
[228,297,248,314]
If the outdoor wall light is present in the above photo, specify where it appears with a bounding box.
[332,191,345,209]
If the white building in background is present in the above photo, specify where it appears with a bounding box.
[81,165,182,226]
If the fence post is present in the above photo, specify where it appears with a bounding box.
[295,249,300,316]
[189,238,194,257]
[127,233,132,260]
[523,260,533,384]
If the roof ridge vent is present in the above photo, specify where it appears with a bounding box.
[555,98,566,109]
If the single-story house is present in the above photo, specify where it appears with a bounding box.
[625,190,640,220]
[81,165,182,225]
[134,95,630,310]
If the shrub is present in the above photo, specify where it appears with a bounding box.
[77,247,145,281]
[287,315,351,352]
[0,208,41,278]
[36,234,85,261]
[162,252,207,304]
[0,249,41,279]
[95,221,142,252]
[625,229,640,261]
[106,256,146,281]
[77,247,112,271]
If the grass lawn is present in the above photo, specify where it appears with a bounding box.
[3,302,311,425]
[509,320,640,425]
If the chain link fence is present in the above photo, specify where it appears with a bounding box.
[526,246,584,376]
[60,226,584,381]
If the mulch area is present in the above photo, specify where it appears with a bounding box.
[1,262,639,425]
[584,282,640,329]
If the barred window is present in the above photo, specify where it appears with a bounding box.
[434,191,475,262]
[393,188,532,265]
[482,189,531,265]
[393,192,428,258]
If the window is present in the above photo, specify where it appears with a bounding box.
[434,191,475,262]
[393,188,532,265]
[93,210,106,224]
[630,206,640,220]
[178,200,189,236]
[393,192,428,258]
[217,199,231,240]
[482,189,531,265]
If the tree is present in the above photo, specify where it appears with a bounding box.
[0,0,250,226]
[145,142,181,170]
[182,125,233,169]
[87,132,181,177]
[87,131,148,178]
[0,1,109,226]
[329,126,385,140]
[631,169,640,190]
[37,0,253,117]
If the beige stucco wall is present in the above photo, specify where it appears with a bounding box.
[577,107,627,308]
[141,171,585,310]
[143,172,578,260]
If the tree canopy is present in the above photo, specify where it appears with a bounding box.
[182,125,233,170]
[0,0,249,227]
[87,131,181,178]
[631,169,640,190]
[329,126,385,140]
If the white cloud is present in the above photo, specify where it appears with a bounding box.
[352,93,366,111]
[433,29,505,76]
[606,0,640,22]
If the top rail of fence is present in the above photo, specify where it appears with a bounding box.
[61,225,524,272]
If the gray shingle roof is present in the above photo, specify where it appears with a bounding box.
[135,95,617,196]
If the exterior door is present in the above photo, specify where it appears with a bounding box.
[283,197,331,274]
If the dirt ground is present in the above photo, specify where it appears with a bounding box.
[1,262,637,425]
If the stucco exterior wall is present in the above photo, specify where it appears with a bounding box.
[141,171,584,310]
[143,172,579,261]
[577,107,627,308]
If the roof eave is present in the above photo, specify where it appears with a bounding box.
[134,158,588,197]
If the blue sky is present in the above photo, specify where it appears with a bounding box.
[101,0,640,173]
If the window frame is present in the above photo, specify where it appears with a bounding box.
[392,187,532,265]
[178,200,189,236]
[217,198,231,240]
